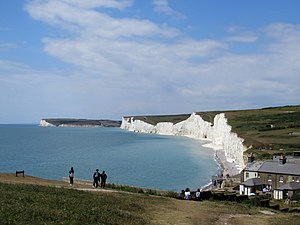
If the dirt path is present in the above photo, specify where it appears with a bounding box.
[0,173,114,193]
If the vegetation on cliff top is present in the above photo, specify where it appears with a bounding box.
[125,105,300,160]
[224,105,300,159]
[42,118,121,127]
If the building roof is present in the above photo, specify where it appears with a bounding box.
[241,178,264,187]
[244,161,264,171]
[276,182,300,190]
[258,161,300,175]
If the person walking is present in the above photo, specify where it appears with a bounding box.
[100,171,107,188]
[93,169,100,188]
[69,167,74,186]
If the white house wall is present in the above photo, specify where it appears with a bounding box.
[243,171,258,181]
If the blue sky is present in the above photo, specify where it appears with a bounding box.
[0,0,300,123]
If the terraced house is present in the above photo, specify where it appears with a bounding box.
[240,155,300,200]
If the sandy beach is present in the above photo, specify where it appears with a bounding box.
[202,142,241,177]
[184,134,242,190]
[198,146,242,191]
[214,149,241,177]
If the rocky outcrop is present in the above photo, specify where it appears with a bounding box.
[121,113,246,173]
[40,119,55,127]
[40,119,121,127]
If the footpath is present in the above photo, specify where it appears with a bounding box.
[0,173,115,193]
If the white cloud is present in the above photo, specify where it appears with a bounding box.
[0,42,17,51]
[225,26,258,43]
[226,34,258,43]
[60,0,133,10]
[25,0,179,38]
[25,0,223,81]
[153,0,185,19]
[26,2,300,93]
[27,0,132,11]
[3,1,297,122]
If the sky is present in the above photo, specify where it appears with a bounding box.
[0,0,300,123]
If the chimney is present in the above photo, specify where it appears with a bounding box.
[248,152,255,163]
[279,154,286,165]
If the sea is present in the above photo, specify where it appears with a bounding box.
[0,124,218,191]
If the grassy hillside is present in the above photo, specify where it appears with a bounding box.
[222,105,300,159]
[125,105,300,159]
[1,181,300,225]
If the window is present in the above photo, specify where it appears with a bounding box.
[292,177,295,182]
[268,175,272,182]
[296,177,300,182]
[279,176,284,183]
[246,172,249,179]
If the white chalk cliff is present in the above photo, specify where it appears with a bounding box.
[39,119,55,127]
[121,113,246,173]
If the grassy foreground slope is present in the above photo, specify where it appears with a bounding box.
[126,105,300,159]
[1,176,300,225]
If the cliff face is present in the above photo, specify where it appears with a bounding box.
[121,113,246,173]
[40,119,55,127]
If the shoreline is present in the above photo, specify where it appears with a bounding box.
[201,139,241,176]
[212,147,241,177]
[201,150,240,191]
[199,147,240,191]
[185,136,241,190]
[172,133,242,176]
[131,133,242,191]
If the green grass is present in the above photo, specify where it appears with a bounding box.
[0,183,150,225]
[1,182,300,225]
[268,215,300,225]
[106,183,178,198]
[125,114,191,126]
[224,105,300,159]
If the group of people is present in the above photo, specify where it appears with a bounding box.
[69,168,199,198]
[183,188,201,200]
[93,169,107,188]
[68,167,108,188]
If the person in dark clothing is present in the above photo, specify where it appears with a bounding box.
[69,167,74,186]
[195,188,201,201]
[93,169,100,188]
[100,171,107,188]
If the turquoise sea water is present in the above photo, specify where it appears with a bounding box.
[0,125,218,191]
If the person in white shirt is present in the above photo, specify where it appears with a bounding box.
[184,188,191,200]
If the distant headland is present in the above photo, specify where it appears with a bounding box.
[40,118,121,127]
